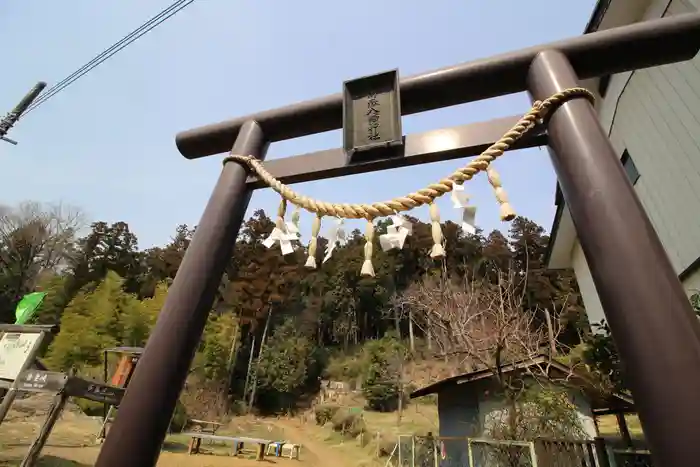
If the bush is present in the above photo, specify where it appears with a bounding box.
[255,318,317,412]
[331,410,366,438]
[74,398,104,417]
[377,436,398,458]
[363,378,400,412]
[314,405,340,425]
[324,353,364,382]
[170,400,189,433]
[361,336,406,412]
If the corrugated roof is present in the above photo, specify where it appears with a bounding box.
[409,355,633,413]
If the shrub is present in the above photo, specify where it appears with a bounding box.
[74,398,103,417]
[255,318,317,412]
[324,353,364,382]
[361,336,406,412]
[376,435,398,457]
[314,405,340,425]
[169,400,189,433]
[331,410,366,438]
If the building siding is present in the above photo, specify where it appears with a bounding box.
[570,0,700,326]
[436,384,479,466]
[571,241,607,326]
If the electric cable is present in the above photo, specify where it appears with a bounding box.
[24,0,195,115]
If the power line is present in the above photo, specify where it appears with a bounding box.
[24,0,195,116]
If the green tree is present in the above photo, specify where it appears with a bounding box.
[255,318,316,411]
[121,281,166,346]
[138,224,193,297]
[68,221,141,297]
[362,335,405,412]
[32,273,71,325]
[194,311,239,384]
[46,271,145,372]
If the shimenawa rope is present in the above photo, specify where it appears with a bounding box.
[222,87,594,276]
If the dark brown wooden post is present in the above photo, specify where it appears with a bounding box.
[594,437,612,467]
[94,121,268,467]
[20,391,69,467]
[616,412,633,448]
[527,50,700,467]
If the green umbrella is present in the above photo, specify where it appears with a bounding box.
[14,292,47,325]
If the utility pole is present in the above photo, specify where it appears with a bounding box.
[0,82,47,146]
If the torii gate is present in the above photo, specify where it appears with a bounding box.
[96,13,700,467]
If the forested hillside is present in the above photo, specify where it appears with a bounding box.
[1,201,638,418]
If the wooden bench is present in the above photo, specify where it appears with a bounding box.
[266,441,301,459]
[184,432,271,461]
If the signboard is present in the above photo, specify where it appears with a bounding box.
[15,370,67,393]
[65,378,125,406]
[0,332,42,380]
[343,69,403,163]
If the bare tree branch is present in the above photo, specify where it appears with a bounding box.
[0,201,85,296]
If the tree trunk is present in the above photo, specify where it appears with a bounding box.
[225,319,240,413]
[243,335,256,408]
[408,311,415,353]
[248,306,273,412]
[397,354,404,426]
[226,319,240,385]
[544,308,556,355]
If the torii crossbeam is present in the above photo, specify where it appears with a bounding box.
[96,13,700,467]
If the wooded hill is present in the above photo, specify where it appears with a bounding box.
[0,201,636,417]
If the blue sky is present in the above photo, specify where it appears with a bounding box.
[1,0,596,249]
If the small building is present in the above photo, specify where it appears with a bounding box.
[410,355,632,465]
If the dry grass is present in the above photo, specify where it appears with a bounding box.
[0,395,314,467]
[292,395,439,467]
[597,414,644,438]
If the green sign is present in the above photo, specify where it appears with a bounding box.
[14,292,47,325]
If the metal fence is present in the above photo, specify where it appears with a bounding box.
[390,435,654,467]
[395,435,535,467]
[611,449,653,467]
[533,438,597,467]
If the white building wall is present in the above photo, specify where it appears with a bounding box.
[477,387,598,440]
[569,0,700,325]
[571,242,607,326]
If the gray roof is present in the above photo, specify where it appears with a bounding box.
[410,354,634,414]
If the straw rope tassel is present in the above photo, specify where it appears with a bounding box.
[361,220,375,277]
[276,198,287,230]
[291,205,301,230]
[429,203,445,259]
[305,214,322,269]
[486,167,515,221]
